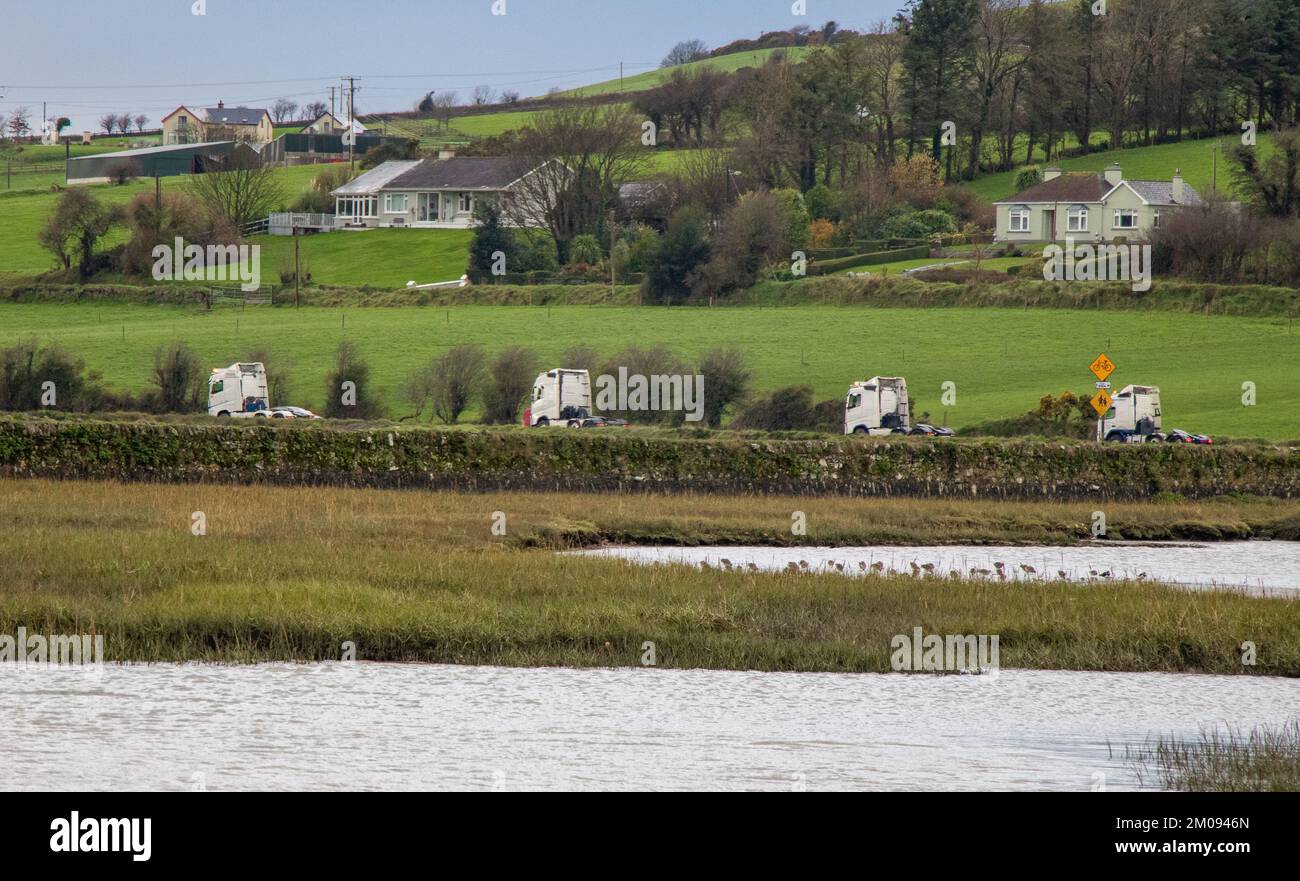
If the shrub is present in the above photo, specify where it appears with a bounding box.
[732,385,818,431]
[1014,167,1043,192]
[483,346,538,424]
[430,344,486,424]
[697,346,752,428]
[803,183,835,221]
[324,340,383,419]
[149,342,204,413]
[878,208,957,240]
[643,206,710,304]
[568,234,604,266]
[469,200,515,275]
[0,338,103,412]
[598,344,688,424]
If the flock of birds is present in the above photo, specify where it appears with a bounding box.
[699,556,1149,583]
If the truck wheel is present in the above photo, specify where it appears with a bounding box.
[217,411,230,418]
[852,426,868,435]
[567,420,581,429]
[536,417,549,427]
[1104,432,1124,443]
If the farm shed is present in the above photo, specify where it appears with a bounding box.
[65,141,240,185]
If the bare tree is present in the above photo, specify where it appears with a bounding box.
[662,39,710,68]
[303,101,328,120]
[272,98,299,124]
[500,90,521,105]
[8,107,32,138]
[98,114,116,136]
[504,104,649,262]
[189,149,284,227]
[428,345,486,424]
[472,84,496,106]
[134,114,149,134]
[430,91,458,129]
[116,114,133,135]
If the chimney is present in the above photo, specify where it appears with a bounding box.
[1104,163,1122,187]
[217,100,225,110]
[1042,166,1061,182]
[438,150,456,161]
[1172,168,1184,203]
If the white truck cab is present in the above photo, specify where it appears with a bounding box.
[1098,384,1163,442]
[208,363,270,418]
[525,368,592,427]
[845,376,911,435]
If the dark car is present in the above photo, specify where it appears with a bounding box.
[909,423,956,437]
[580,416,629,428]
[1166,428,1213,444]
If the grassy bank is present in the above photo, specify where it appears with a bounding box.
[3,416,1300,499]
[2,478,1297,672]
[2,295,1297,435]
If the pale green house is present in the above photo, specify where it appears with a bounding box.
[994,164,1202,243]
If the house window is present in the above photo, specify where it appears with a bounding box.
[1113,209,1138,229]
[1153,209,1162,228]
[459,193,473,213]
[385,194,408,214]
[1067,205,1089,232]
[1008,207,1030,233]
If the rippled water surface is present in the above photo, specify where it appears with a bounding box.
[4,663,1296,791]
[576,541,1300,594]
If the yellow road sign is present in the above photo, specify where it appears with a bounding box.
[1090,353,1115,382]
[1090,389,1113,417]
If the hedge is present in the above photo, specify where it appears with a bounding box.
[807,245,931,276]
[2,416,1297,500]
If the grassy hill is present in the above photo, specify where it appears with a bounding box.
[558,47,813,97]
[1,301,1295,437]
[966,134,1271,202]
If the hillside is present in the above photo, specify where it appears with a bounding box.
[966,134,1270,203]
[557,47,812,97]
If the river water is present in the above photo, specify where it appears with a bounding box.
[3,663,1296,791]
[575,541,1300,595]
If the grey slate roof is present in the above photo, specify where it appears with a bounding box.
[1126,180,1203,206]
[384,157,521,190]
[204,106,270,126]
[330,160,421,196]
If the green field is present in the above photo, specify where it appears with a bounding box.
[966,133,1271,202]
[250,228,471,288]
[2,301,1296,437]
[559,47,813,97]
[0,164,328,279]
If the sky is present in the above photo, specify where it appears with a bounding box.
[0,0,902,133]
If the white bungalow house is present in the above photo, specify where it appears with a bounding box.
[302,112,366,136]
[331,154,548,229]
[994,164,1203,243]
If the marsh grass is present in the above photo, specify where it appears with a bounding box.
[1,479,1298,671]
[1124,721,1300,791]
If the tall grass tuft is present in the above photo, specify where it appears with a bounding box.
[1125,721,1300,791]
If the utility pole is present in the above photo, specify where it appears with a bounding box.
[347,76,356,172]
[329,86,336,119]
[609,209,616,295]
[619,62,624,92]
